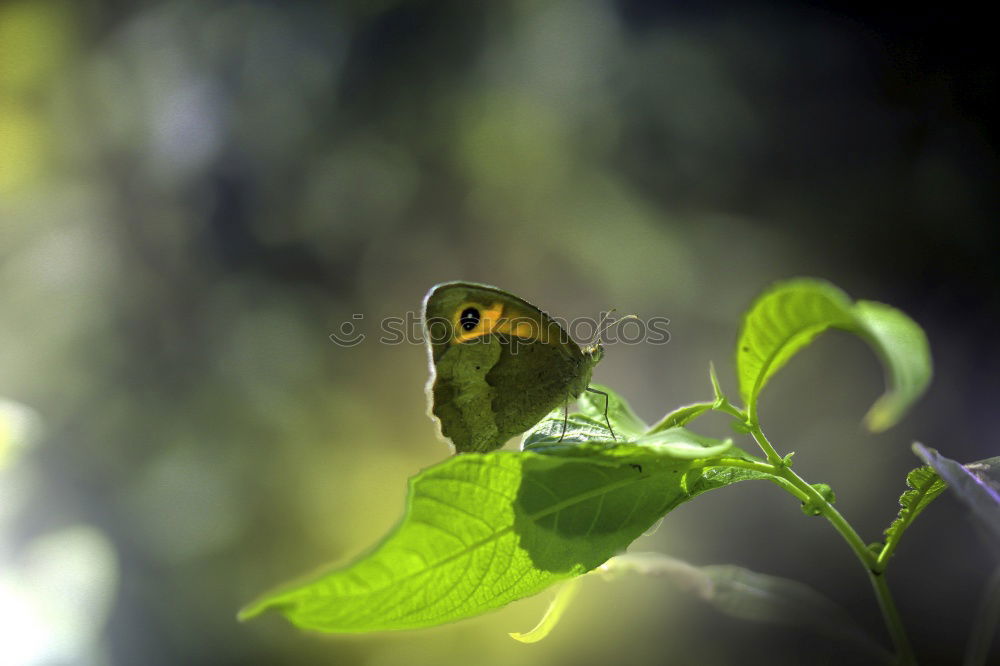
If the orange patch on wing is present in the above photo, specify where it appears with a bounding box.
[452,301,545,344]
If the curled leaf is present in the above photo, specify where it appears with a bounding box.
[736,279,931,431]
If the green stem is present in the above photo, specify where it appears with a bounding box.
[713,398,746,422]
[748,424,874,568]
[741,419,915,664]
[705,389,915,662]
[871,570,917,665]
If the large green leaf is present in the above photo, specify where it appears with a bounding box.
[240,444,725,631]
[240,388,784,633]
[735,279,931,430]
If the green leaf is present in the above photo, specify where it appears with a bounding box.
[883,466,946,546]
[648,402,714,434]
[729,419,753,434]
[240,440,738,632]
[913,443,1000,546]
[853,301,933,432]
[528,430,734,462]
[709,361,725,403]
[598,553,888,661]
[684,450,780,498]
[736,279,854,415]
[524,405,733,461]
[524,386,732,458]
[240,387,787,634]
[577,383,648,439]
[521,412,614,448]
[735,278,931,430]
[631,427,733,459]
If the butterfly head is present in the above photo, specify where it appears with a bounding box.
[582,342,604,363]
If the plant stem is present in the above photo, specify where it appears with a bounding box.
[870,569,917,665]
[746,423,916,664]
[749,425,873,566]
[707,393,915,662]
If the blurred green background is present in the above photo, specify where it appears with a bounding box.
[1,1,996,664]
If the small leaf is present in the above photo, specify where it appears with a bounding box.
[577,384,648,439]
[883,465,946,546]
[709,362,725,403]
[525,421,733,461]
[599,552,888,661]
[522,412,614,448]
[801,483,836,516]
[683,448,779,498]
[648,402,714,434]
[509,577,583,643]
[735,279,931,431]
[913,443,1000,547]
[523,387,732,461]
[729,419,753,434]
[631,428,733,459]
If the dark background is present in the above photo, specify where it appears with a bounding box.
[0,1,996,664]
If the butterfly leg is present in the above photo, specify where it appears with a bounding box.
[585,387,616,440]
[558,396,569,442]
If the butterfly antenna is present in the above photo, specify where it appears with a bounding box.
[593,312,639,344]
[591,308,616,345]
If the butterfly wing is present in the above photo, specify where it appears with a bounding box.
[423,282,597,453]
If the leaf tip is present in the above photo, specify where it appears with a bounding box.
[236,604,261,623]
[863,397,897,433]
[237,596,278,623]
[708,362,723,398]
[911,441,933,461]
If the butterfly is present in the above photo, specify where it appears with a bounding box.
[422,281,615,453]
